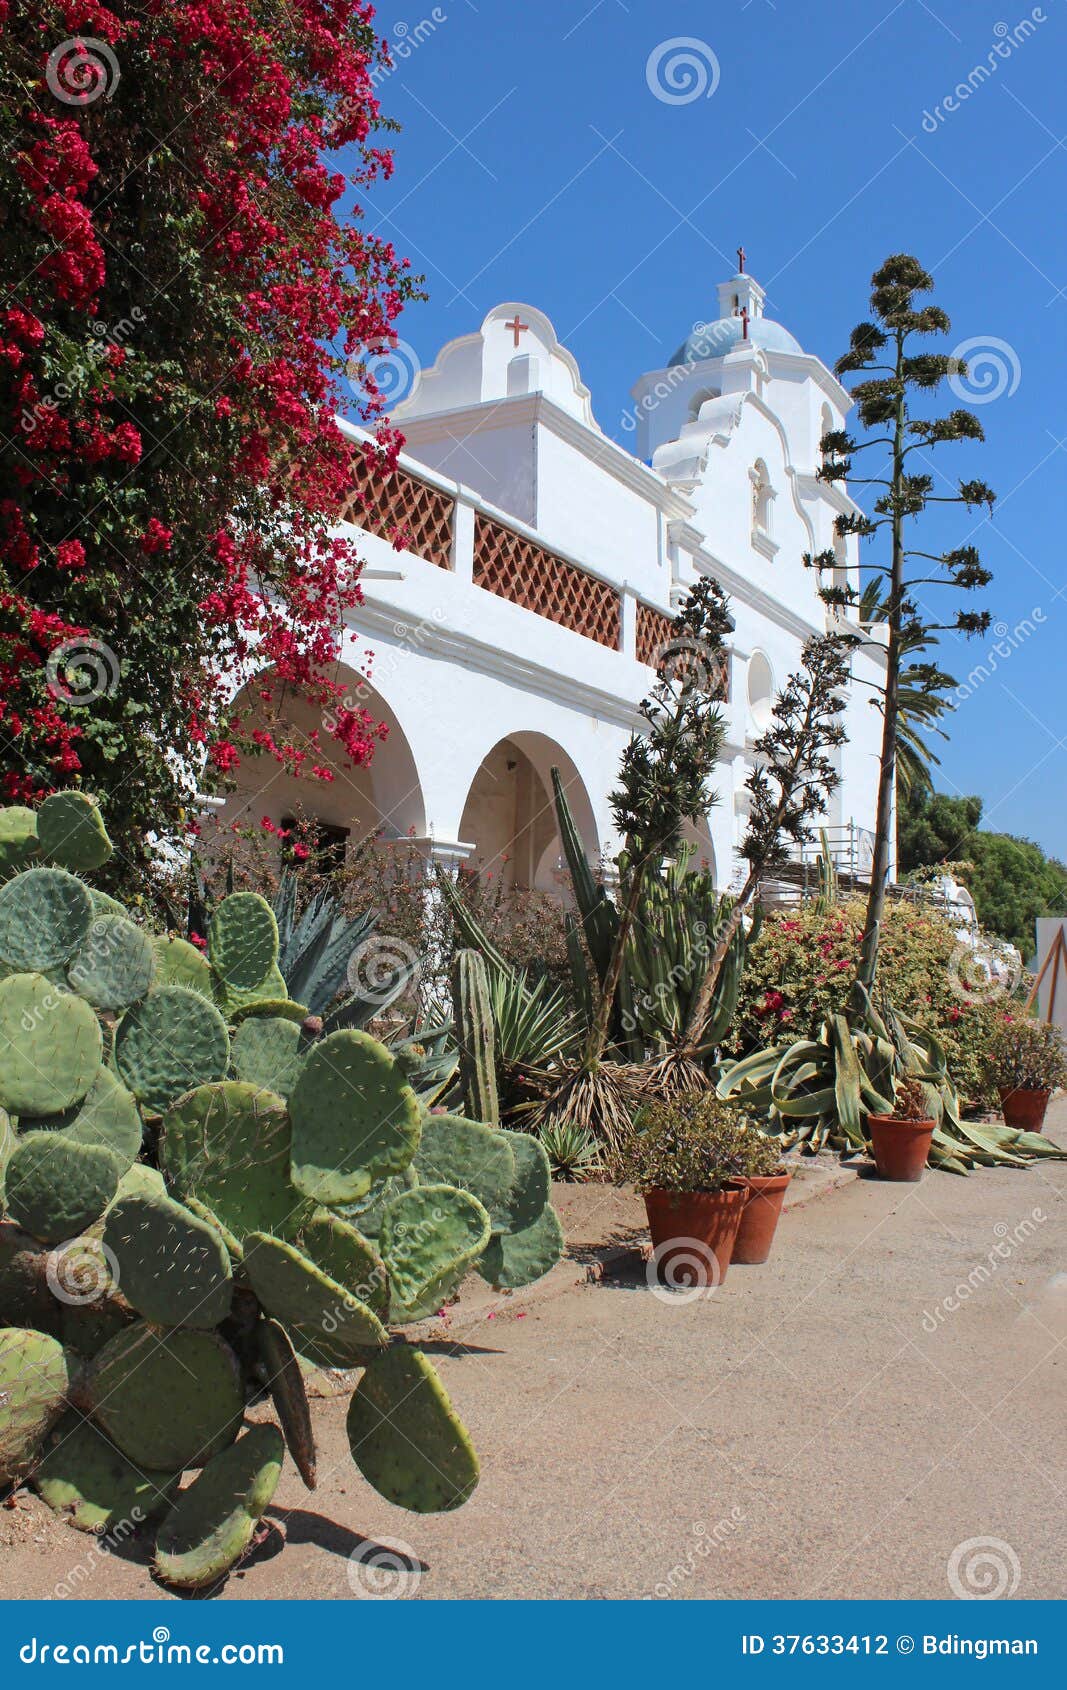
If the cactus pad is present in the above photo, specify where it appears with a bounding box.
[89,1324,243,1471]
[154,1422,284,1590]
[0,867,93,973]
[380,1184,490,1312]
[33,1414,176,1532]
[103,1193,233,1329]
[288,1030,421,1205]
[0,1326,74,1486]
[209,893,279,992]
[162,1082,304,1242]
[495,1129,552,1236]
[215,964,291,1020]
[0,972,102,1118]
[477,1200,564,1289]
[231,996,307,1025]
[0,806,40,880]
[231,1015,305,1098]
[414,1115,516,1231]
[115,986,230,1113]
[297,1210,388,1317]
[257,1318,315,1490]
[243,1232,388,1368]
[346,1345,479,1513]
[34,1067,142,1170]
[181,1196,244,1264]
[3,1133,123,1243]
[67,915,156,1010]
[332,1165,418,1238]
[153,935,214,999]
[36,792,113,873]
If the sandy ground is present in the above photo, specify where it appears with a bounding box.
[3,1114,1065,1601]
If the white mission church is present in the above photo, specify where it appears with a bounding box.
[223,260,888,894]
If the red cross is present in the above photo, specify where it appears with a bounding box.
[504,315,529,348]
[740,306,750,341]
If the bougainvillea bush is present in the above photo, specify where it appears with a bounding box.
[0,0,417,886]
[728,899,1008,1107]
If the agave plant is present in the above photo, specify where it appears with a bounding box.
[717,988,1067,1174]
[0,794,561,1590]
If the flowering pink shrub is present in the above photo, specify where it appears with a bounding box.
[729,899,1008,1106]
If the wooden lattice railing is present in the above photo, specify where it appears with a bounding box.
[473,514,621,649]
[341,454,454,571]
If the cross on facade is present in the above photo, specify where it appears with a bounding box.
[737,245,746,274]
[504,315,529,348]
[740,306,750,340]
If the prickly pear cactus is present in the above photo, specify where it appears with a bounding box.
[0,792,563,1591]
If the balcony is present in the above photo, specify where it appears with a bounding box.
[338,447,729,701]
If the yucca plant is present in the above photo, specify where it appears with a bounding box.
[538,1119,601,1183]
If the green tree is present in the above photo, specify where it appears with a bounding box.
[857,578,957,802]
[898,787,1067,954]
[810,254,995,999]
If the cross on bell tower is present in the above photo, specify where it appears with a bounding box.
[717,255,766,331]
[737,244,746,274]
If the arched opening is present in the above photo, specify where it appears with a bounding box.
[750,458,775,545]
[217,666,426,868]
[748,651,774,734]
[458,733,598,894]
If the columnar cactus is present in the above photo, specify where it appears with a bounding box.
[0,794,564,1591]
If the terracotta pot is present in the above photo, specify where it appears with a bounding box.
[731,1171,792,1265]
[643,1183,747,1289]
[998,1086,1052,1133]
[867,1114,935,1182]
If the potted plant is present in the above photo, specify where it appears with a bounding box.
[866,1077,935,1182]
[732,1156,793,1266]
[616,1094,782,1288]
[985,1015,1067,1132]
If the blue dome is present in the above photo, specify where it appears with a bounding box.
[669,314,802,366]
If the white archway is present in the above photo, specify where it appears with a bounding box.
[218,665,426,862]
[457,732,599,893]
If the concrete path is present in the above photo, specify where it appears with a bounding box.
[4,1108,1065,1601]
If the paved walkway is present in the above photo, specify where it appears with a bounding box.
[4,1107,1065,1600]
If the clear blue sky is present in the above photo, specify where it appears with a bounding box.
[349,0,1066,860]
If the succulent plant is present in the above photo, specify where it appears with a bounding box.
[0,794,563,1590]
